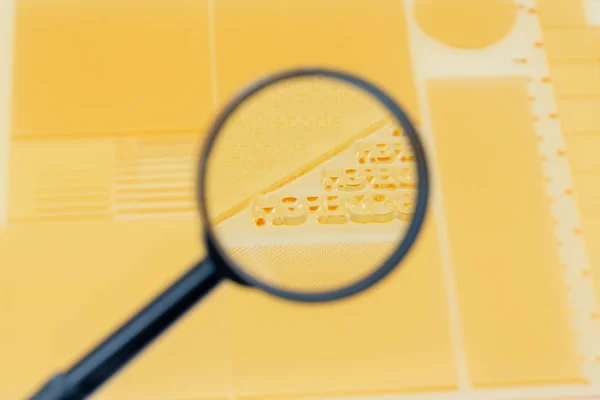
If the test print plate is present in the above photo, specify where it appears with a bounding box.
[1,0,600,399]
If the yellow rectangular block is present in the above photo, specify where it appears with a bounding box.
[213,0,420,123]
[593,27,600,42]
[558,98,600,133]
[572,173,600,219]
[581,217,600,317]
[428,77,583,386]
[537,0,588,27]
[551,62,600,96]
[228,218,457,397]
[544,28,600,61]
[564,134,600,173]
[12,0,214,137]
[0,219,230,400]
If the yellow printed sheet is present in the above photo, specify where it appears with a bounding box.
[3,0,600,400]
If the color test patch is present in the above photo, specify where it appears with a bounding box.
[428,76,583,386]
[11,0,214,137]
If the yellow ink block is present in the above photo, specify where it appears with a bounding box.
[413,0,517,49]
[571,173,600,219]
[582,217,600,305]
[565,135,600,174]
[12,0,214,137]
[558,98,600,134]
[544,28,600,61]
[550,63,600,97]
[428,77,583,386]
[213,0,420,123]
[563,134,600,310]
[537,0,588,27]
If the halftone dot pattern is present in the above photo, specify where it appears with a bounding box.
[226,241,397,293]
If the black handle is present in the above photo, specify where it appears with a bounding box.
[29,258,222,400]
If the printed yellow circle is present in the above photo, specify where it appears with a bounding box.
[414,0,517,49]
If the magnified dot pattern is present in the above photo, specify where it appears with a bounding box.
[227,241,396,293]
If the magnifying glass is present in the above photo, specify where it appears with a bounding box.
[29,68,429,400]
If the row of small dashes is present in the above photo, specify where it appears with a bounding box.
[519,0,600,384]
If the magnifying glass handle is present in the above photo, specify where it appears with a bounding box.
[29,258,222,400]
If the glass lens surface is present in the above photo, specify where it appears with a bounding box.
[204,75,422,295]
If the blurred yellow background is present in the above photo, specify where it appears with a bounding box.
[1,0,600,399]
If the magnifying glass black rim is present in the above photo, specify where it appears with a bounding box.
[197,67,430,303]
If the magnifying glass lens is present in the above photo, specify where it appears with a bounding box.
[204,75,423,297]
